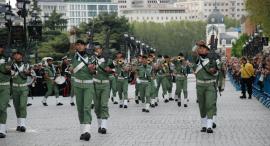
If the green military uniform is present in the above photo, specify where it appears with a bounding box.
[42,63,61,105]
[149,61,158,107]
[72,52,95,136]
[159,61,172,102]
[194,56,218,131]
[115,62,129,108]
[137,64,153,112]
[93,55,114,132]
[173,59,188,107]
[0,55,11,138]
[134,62,141,103]
[109,74,118,104]
[11,62,30,131]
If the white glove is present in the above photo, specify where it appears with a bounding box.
[153,79,157,87]
[136,78,141,84]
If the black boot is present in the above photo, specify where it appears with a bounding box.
[135,99,139,104]
[80,132,91,141]
[212,123,217,129]
[20,126,26,132]
[177,102,181,107]
[56,102,63,106]
[164,99,169,103]
[0,133,6,138]
[100,128,107,134]
[207,128,213,133]
[248,95,252,99]
[200,127,207,132]
[27,103,32,107]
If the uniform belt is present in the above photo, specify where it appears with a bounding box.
[93,78,109,84]
[175,74,185,77]
[50,77,54,80]
[139,79,149,83]
[13,83,28,87]
[0,82,10,86]
[74,78,93,84]
[196,79,216,84]
[118,77,128,80]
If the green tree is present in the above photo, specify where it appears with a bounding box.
[246,0,270,37]
[44,9,67,31]
[231,34,249,57]
[224,16,241,29]
[77,13,130,53]
[132,21,206,56]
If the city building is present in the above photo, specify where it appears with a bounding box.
[38,0,67,21]
[65,0,118,29]
[37,0,118,29]
[202,0,246,20]
[118,0,247,23]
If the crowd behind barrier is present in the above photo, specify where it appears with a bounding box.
[228,54,270,109]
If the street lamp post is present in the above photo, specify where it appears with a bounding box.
[5,2,15,50]
[29,10,42,63]
[129,36,134,63]
[16,0,31,54]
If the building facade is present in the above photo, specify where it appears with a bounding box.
[118,0,247,23]
[66,0,118,29]
[37,0,118,29]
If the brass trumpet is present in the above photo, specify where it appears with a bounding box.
[117,59,124,65]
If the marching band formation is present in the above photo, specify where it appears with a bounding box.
[0,39,226,141]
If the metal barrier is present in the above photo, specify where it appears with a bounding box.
[228,71,270,109]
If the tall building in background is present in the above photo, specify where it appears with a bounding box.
[38,0,118,30]
[38,0,67,21]
[118,0,203,22]
[118,0,247,23]
[65,0,117,29]
[202,0,246,19]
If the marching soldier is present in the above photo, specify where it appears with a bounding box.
[61,56,75,106]
[11,52,31,133]
[147,53,159,108]
[92,44,115,134]
[115,55,130,108]
[136,55,154,113]
[70,40,95,141]
[172,53,189,107]
[134,55,142,104]
[0,45,11,138]
[159,55,173,103]
[193,40,219,133]
[41,57,63,106]
[110,52,124,105]
[154,55,163,104]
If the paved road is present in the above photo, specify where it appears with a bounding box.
[0,76,270,146]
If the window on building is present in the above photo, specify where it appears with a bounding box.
[88,5,97,10]
[98,5,108,11]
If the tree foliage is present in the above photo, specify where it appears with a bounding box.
[44,9,67,31]
[224,16,241,29]
[77,13,130,52]
[131,21,206,56]
[246,0,270,37]
[231,34,249,57]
